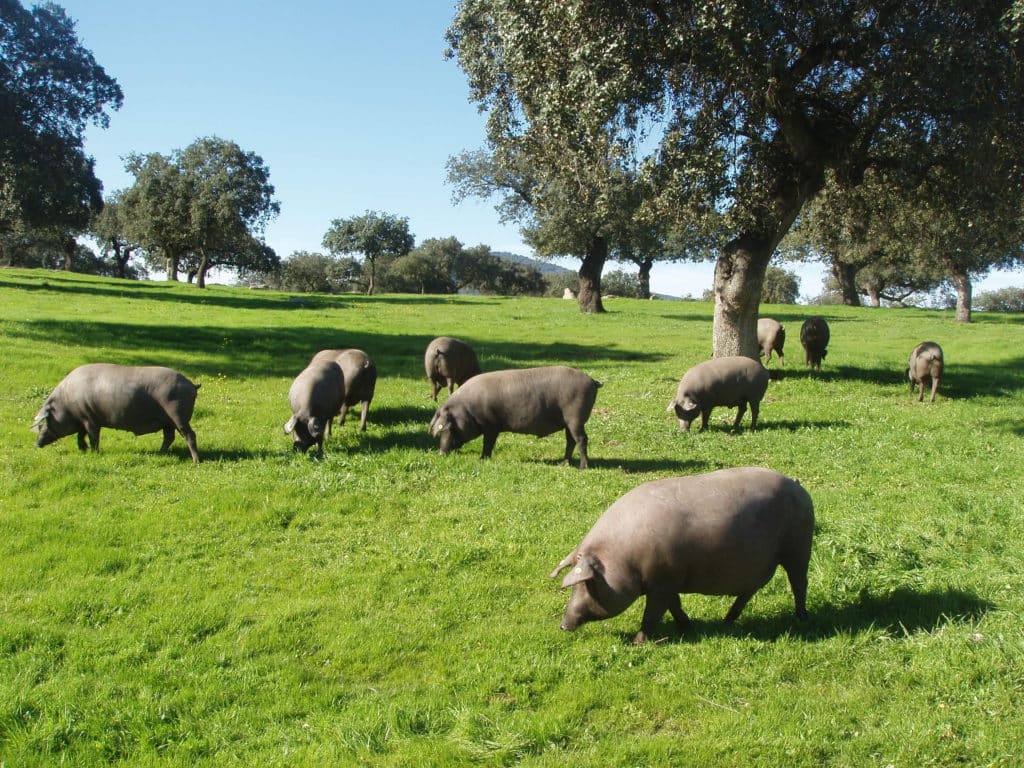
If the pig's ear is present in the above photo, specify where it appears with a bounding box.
[31,403,51,432]
[665,399,677,414]
[681,397,699,412]
[283,416,296,434]
[548,551,577,579]
[560,554,601,589]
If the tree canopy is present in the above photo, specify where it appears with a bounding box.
[322,211,414,295]
[118,137,279,286]
[0,0,122,234]
[448,1,1024,354]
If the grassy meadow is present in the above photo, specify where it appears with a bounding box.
[1,267,1022,767]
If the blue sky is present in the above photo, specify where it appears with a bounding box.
[60,0,1018,298]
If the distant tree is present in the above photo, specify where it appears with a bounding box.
[177,137,279,288]
[974,286,1024,312]
[322,211,414,295]
[268,251,344,293]
[90,193,145,279]
[761,266,800,305]
[601,269,641,298]
[120,152,191,279]
[0,1,122,236]
[119,138,279,286]
[543,270,580,299]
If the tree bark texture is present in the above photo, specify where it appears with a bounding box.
[577,237,608,313]
[832,261,862,306]
[951,268,972,323]
[637,258,652,300]
[166,252,180,281]
[712,236,771,359]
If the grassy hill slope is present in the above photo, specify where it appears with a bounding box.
[1,269,1022,767]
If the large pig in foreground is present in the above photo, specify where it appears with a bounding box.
[284,360,344,454]
[424,336,480,400]
[800,316,830,369]
[757,318,786,366]
[551,467,814,644]
[667,356,769,431]
[309,348,377,431]
[31,363,201,462]
[428,365,601,468]
[906,341,944,402]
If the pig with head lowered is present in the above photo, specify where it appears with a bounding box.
[31,363,201,462]
[800,316,830,369]
[551,467,815,644]
[308,348,377,432]
[424,336,481,400]
[428,365,601,468]
[667,356,769,432]
[757,318,786,366]
[284,360,344,454]
[906,341,944,402]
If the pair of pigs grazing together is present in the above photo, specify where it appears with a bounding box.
[284,349,378,453]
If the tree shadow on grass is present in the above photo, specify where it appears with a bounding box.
[628,586,994,645]
[9,320,669,381]
[778,361,1024,399]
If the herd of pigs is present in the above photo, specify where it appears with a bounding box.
[28,316,945,643]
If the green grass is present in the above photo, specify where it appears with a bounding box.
[1,267,1023,767]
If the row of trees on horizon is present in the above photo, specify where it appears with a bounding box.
[3,2,1024,344]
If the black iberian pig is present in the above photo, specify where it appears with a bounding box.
[757,318,786,365]
[906,341,944,402]
[667,356,769,431]
[551,467,814,644]
[32,363,201,462]
[800,316,830,369]
[424,336,481,401]
[309,348,377,432]
[284,360,344,454]
[428,365,601,468]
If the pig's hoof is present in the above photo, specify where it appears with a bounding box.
[631,631,649,645]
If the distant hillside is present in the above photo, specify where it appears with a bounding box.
[492,251,574,276]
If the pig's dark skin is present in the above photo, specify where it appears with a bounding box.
[428,365,601,468]
[551,467,815,644]
[308,348,377,432]
[757,318,786,366]
[800,316,830,370]
[31,363,200,462]
[906,341,943,402]
[667,356,769,431]
[284,360,344,454]
[424,336,481,401]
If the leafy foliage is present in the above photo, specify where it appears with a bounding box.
[0,0,122,233]
[322,211,414,295]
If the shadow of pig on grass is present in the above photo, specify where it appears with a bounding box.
[616,586,993,645]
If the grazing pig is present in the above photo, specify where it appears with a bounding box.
[424,336,481,400]
[551,467,814,644]
[907,341,944,402]
[666,356,769,432]
[428,365,601,468]
[800,316,830,369]
[309,348,377,431]
[31,363,200,462]
[284,360,344,454]
[757,318,786,366]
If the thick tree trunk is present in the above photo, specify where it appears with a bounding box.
[576,237,608,313]
[166,252,180,281]
[196,251,209,288]
[712,235,772,358]
[832,261,861,306]
[951,268,972,323]
[62,236,75,271]
[366,257,376,295]
[637,258,653,300]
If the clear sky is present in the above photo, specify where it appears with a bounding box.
[59,0,1018,299]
